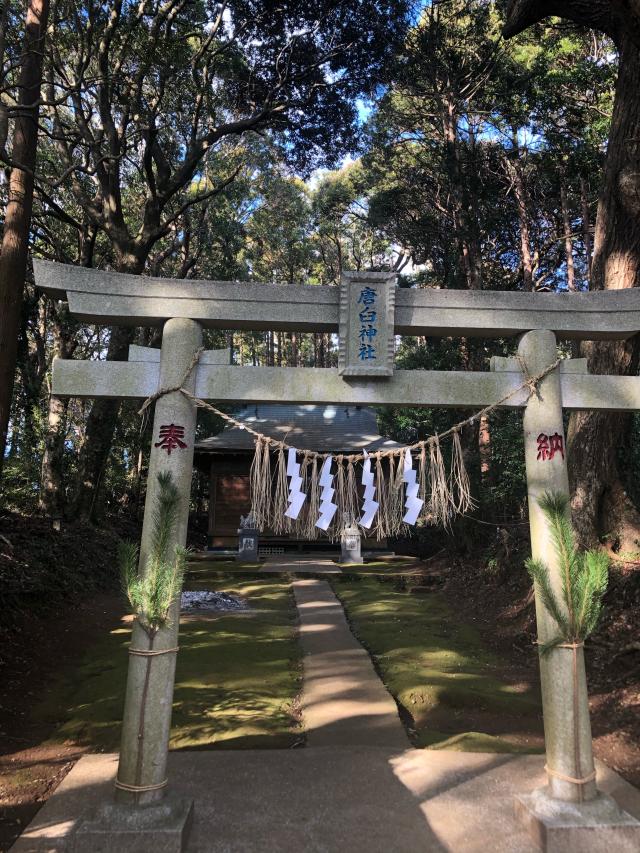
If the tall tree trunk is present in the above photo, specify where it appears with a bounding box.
[567,34,640,549]
[580,176,593,284]
[40,305,76,516]
[464,121,484,292]
[72,324,137,521]
[72,254,143,522]
[443,100,483,291]
[507,136,534,292]
[560,181,576,292]
[0,0,50,477]
[40,393,70,516]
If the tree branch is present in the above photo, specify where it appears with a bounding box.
[503,0,620,42]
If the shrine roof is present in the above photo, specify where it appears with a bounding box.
[195,404,401,454]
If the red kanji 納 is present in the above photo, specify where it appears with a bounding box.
[536,432,564,461]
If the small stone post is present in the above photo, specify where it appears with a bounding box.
[115,317,202,806]
[519,329,596,803]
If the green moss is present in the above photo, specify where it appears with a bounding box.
[331,577,542,753]
[34,576,302,751]
[341,559,421,575]
[186,560,263,576]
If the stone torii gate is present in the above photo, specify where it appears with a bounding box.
[35,259,640,852]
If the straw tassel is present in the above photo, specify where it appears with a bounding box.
[304,454,320,540]
[271,443,289,534]
[418,441,429,523]
[250,436,271,530]
[429,435,451,526]
[390,449,408,535]
[449,429,474,514]
[373,453,388,541]
[386,455,399,535]
[334,456,347,533]
[346,456,359,525]
[290,451,309,538]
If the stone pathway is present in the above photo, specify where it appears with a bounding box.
[262,555,340,573]
[293,578,408,748]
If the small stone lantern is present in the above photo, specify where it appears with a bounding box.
[340,517,363,564]
[237,512,259,562]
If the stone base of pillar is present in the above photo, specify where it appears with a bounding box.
[71,797,194,853]
[515,786,640,852]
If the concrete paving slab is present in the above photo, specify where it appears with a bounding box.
[262,556,341,573]
[12,750,640,853]
[293,578,409,748]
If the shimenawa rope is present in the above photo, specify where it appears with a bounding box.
[129,646,180,657]
[114,778,168,793]
[138,348,563,535]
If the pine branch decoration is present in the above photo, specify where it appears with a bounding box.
[120,471,187,636]
[525,491,609,655]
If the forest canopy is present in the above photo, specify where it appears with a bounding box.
[1,0,639,553]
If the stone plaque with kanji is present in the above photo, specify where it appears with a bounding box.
[338,271,396,378]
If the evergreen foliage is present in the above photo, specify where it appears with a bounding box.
[120,472,187,636]
[525,492,609,654]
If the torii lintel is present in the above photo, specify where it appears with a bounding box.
[34,259,640,340]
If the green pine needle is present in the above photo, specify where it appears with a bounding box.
[119,472,188,636]
[525,556,569,636]
[527,491,609,656]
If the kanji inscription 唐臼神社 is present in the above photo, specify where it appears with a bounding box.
[338,271,395,377]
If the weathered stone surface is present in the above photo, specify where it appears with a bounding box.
[515,787,640,852]
[52,359,640,412]
[13,751,640,853]
[338,271,396,377]
[519,330,596,804]
[128,345,230,365]
[71,798,193,853]
[34,258,640,339]
[491,356,589,374]
[53,359,160,399]
[115,318,202,808]
[236,527,259,562]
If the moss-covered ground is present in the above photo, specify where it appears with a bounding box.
[331,575,544,753]
[32,574,302,751]
[187,556,422,575]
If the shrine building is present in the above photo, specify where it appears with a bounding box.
[194,404,400,552]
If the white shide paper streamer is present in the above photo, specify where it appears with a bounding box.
[285,448,307,520]
[315,455,338,531]
[359,450,379,529]
[402,448,424,525]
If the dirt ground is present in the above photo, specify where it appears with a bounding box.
[442,552,640,787]
[0,594,124,851]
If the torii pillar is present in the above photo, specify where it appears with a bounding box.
[505,331,639,851]
[74,318,202,850]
